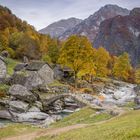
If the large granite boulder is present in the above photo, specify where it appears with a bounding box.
[0,110,12,119]
[10,111,49,123]
[0,56,6,81]
[9,100,29,113]
[8,84,38,103]
[0,84,56,125]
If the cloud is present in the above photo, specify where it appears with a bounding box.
[0,0,139,30]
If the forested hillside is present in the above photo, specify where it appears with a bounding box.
[0,5,60,62]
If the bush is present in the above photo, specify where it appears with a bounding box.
[0,84,10,98]
[42,55,51,64]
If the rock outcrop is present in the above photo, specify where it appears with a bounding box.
[9,85,38,103]
[0,84,52,124]
[0,56,6,81]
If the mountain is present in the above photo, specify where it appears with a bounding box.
[39,18,82,38]
[59,4,130,41]
[94,8,140,66]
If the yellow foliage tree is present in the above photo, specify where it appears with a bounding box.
[113,52,132,81]
[94,47,111,77]
[58,35,94,87]
[135,68,140,84]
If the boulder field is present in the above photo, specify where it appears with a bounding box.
[0,56,140,127]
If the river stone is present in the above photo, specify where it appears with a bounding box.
[8,84,37,103]
[0,56,6,80]
[11,111,49,123]
[134,105,140,110]
[0,110,12,119]
[41,116,55,127]
[134,96,140,105]
[34,101,43,110]
[9,100,29,113]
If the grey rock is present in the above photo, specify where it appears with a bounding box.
[34,101,43,110]
[28,106,41,112]
[8,84,37,103]
[0,99,9,106]
[0,56,6,80]
[134,85,140,96]
[40,116,55,127]
[9,100,29,113]
[51,115,62,121]
[134,105,140,110]
[130,8,140,17]
[100,81,136,105]
[134,96,140,105]
[0,110,12,119]
[11,111,49,123]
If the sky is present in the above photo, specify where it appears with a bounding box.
[0,0,139,30]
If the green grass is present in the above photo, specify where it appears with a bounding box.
[0,84,10,92]
[5,58,19,75]
[0,123,40,139]
[124,102,137,108]
[51,107,112,128]
[37,110,140,140]
[0,84,10,98]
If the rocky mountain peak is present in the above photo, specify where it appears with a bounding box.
[59,4,129,41]
[130,8,140,17]
[94,8,140,66]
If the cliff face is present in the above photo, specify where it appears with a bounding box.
[39,18,82,38]
[59,5,129,41]
[94,8,140,66]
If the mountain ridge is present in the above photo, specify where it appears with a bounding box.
[94,8,140,66]
[39,17,82,38]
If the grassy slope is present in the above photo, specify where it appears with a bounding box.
[37,110,140,140]
[5,58,19,75]
[0,124,40,139]
[51,107,112,128]
[0,107,112,139]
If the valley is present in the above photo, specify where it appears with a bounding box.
[0,1,140,140]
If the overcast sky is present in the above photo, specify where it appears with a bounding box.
[0,0,139,30]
